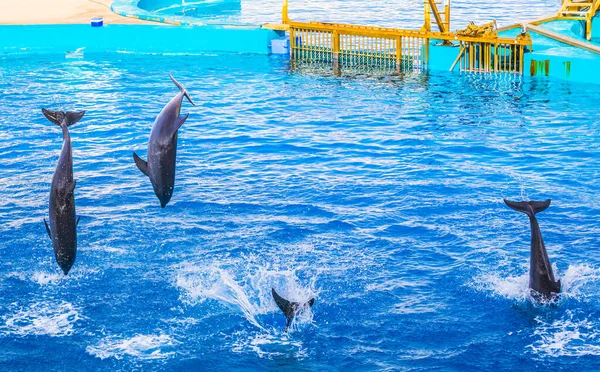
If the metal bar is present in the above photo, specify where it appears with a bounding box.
[427,0,447,33]
[288,21,532,46]
[282,0,289,24]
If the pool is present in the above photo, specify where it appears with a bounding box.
[112,0,559,28]
[1,49,600,370]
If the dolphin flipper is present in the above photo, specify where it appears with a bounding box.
[43,219,51,239]
[42,109,86,127]
[172,113,189,137]
[77,216,81,226]
[133,152,150,177]
[66,181,76,196]
[504,199,551,217]
[170,74,195,106]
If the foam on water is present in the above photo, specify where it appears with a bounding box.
[1,301,81,337]
[473,264,600,303]
[528,310,600,358]
[6,268,101,286]
[86,334,179,360]
[231,331,309,360]
[176,263,317,331]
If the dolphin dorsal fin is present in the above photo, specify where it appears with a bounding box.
[133,152,150,177]
[170,74,195,106]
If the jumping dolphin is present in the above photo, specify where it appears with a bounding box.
[504,199,561,300]
[133,75,195,208]
[271,288,315,332]
[42,109,85,275]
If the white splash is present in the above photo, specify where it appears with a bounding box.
[472,264,600,303]
[176,263,317,331]
[528,311,600,358]
[471,271,530,301]
[559,264,600,302]
[65,47,85,59]
[86,334,179,360]
[176,265,264,329]
[2,301,81,337]
[231,331,308,360]
[31,271,64,285]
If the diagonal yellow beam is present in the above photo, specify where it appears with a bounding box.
[427,0,447,33]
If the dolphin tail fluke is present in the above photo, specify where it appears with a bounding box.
[133,152,150,177]
[271,288,315,332]
[504,199,551,217]
[170,74,195,106]
[42,109,86,127]
[272,288,294,318]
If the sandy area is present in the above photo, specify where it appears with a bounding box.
[0,0,150,24]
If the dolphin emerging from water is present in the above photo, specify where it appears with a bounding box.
[42,109,85,275]
[504,199,561,300]
[133,75,195,208]
[271,288,315,332]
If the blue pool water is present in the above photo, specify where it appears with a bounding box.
[115,0,558,29]
[1,52,600,370]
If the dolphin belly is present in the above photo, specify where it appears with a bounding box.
[147,138,177,208]
[48,191,77,275]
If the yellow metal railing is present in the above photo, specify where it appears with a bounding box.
[423,0,451,33]
[558,0,600,40]
[453,41,528,74]
[281,0,532,75]
[290,23,427,73]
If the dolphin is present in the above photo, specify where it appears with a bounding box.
[42,109,85,275]
[133,75,195,208]
[271,288,315,332]
[504,199,561,300]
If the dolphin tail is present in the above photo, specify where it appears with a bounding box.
[170,74,195,106]
[271,288,315,332]
[504,199,551,217]
[272,288,295,319]
[42,109,86,127]
[553,279,562,293]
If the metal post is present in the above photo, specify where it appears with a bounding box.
[444,0,451,32]
[333,31,340,70]
[423,0,431,32]
[282,0,289,24]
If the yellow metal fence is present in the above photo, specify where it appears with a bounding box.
[457,41,527,74]
[289,23,428,73]
[287,21,531,75]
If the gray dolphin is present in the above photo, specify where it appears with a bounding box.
[42,109,85,275]
[271,288,315,332]
[133,75,195,208]
[504,199,561,300]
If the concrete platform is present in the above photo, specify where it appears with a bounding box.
[0,0,149,25]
